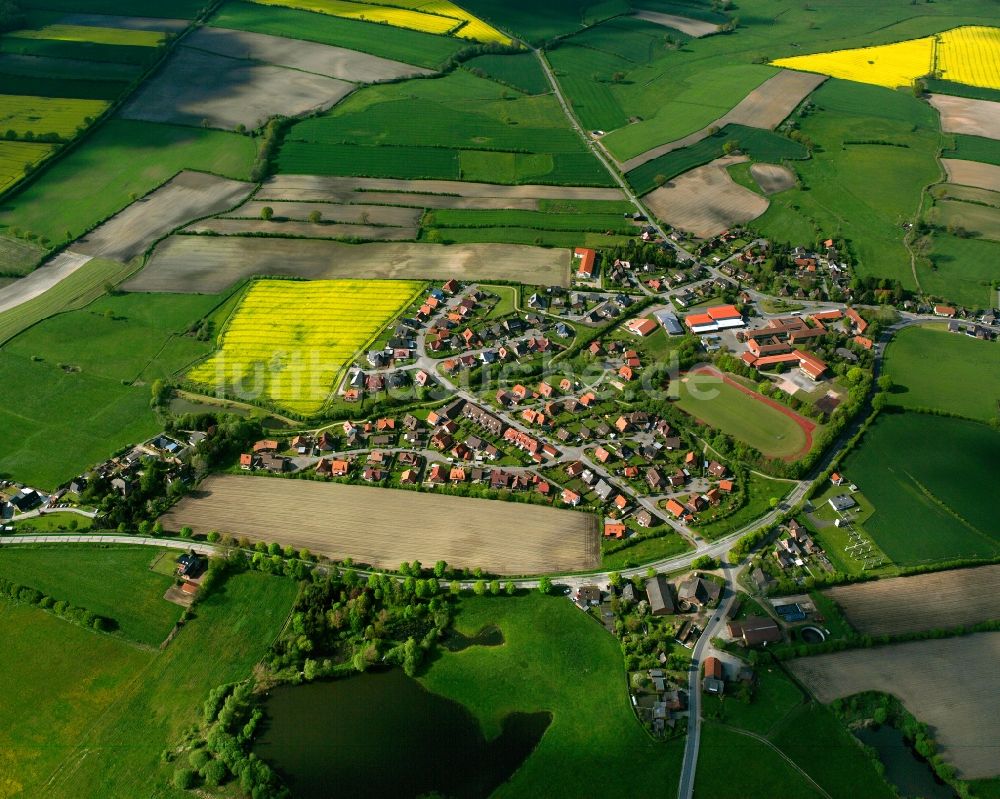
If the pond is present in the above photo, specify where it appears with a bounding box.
[855,724,956,799]
[254,669,550,799]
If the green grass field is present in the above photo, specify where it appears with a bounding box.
[931,199,1000,242]
[0,292,219,488]
[920,232,1000,309]
[0,120,256,261]
[464,52,550,95]
[37,570,297,799]
[425,226,633,248]
[455,0,629,44]
[419,593,685,796]
[0,600,154,796]
[0,546,182,646]
[925,79,1000,103]
[600,530,691,570]
[695,723,824,799]
[840,412,1000,566]
[943,135,1000,167]
[675,371,811,460]
[755,79,943,289]
[626,125,808,195]
[884,325,1000,422]
[703,667,804,735]
[426,208,635,232]
[209,0,464,68]
[694,472,795,539]
[0,71,129,101]
[0,258,135,344]
[19,0,208,17]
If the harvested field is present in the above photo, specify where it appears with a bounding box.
[125,236,572,292]
[119,47,353,130]
[632,9,717,37]
[789,633,1000,779]
[643,156,769,238]
[929,94,1000,140]
[260,174,626,201]
[0,251,92,314]
[161,475,600,574]
[183,220,418,240]
[825,565,1000,636]
[620,70,825,171]
[224,200,422,227]
[55,14,189,31]
[749,162,796,194]
[74,171,254,262]
[181,26,430,81]
[942,158,1000,192]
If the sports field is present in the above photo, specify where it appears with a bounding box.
[675,367,814,460]
[161,475,601,574]
[187,279,421,414]
[884,325,1000,422]
[839,412,1000,565]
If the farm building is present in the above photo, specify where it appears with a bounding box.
[683,304,745,334]
[574,247,596,278]
[678,576,721,606]
[828,494,857,512]
[728,616,781,647]
[625,317,658,336]
[703,656,724,694]
[645,574,677,615]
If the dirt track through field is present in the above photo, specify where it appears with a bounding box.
[942,159,1000,192]
[120,47,353,130]
[929,94,1000,141]
[260,174,626,201]
[192,26,430,80]
[632,9,718,36]
[789,633,1000,779]
[620,70,825,171]
[824,564,1000,636]
[643,156,769,238]
[125,236,572,292]
[225,201,422,227]
[161,475,600,574]
[73,171,254,262]
[749,162,796,194]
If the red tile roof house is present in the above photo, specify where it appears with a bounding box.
[665,499,685,518]
[604,522,626,539]
[934,305,956,318]
[562,489,581,506]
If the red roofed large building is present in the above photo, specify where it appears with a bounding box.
[625,317,658,336]
[845,307,868,333]
[685,304,745,333]
[574,247,596,278]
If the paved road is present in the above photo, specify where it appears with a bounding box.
[0,534,216,554]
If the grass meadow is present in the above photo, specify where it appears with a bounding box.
[0,120,256,257]
[419,592,685,796]
[885,325,1000,422]
[454,0,629,45]
[209,0,464,67]
[463,52,550,95]
[840,411,1000,565]
[674,371,812,460]
[755,79,943,288]
[0,546,183,646]
[943,134,1000,166]
[34,570,297,799]
[921,232,1000,308]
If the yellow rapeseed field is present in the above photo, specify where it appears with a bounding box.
[188,279,423,415]
[771,25,1000,90]
[249,0,460,36]
[0,96,109,138]
[0,141,57,192]
[385,0,512,44]
[937,26,1000,90]
[8,24,165,47]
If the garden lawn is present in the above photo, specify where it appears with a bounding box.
[0,120,255,252]
[0,601,154,798]
[38,571,298,799]
[884,325,1000,422]
[675,371,810,460]
[601,531,691,570]
[419,593,685,796]
[0,546,182,646]
[694,472,795,540]
[839,412,1000,566]
[694,722,824,799]
[703,666,804,735]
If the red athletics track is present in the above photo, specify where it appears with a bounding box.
[686,366,816,461]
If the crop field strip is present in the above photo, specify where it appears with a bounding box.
[187,278,423,414]
[161,475,601,574]
[0,95,109,138]
[185,219,420,240]
[941,157,1000,191]
[125,236,572,291]
[246,0,510,43]
[789,633,1000,779]
[642,155,769,239]
[6,23,167,47]
[0,140,57,192]
[772,25,1000,90]
[824,564,1000,636]
[631,9,717,37]
[224,200,423,226]
[928,93,1000,140]
[942,133,1000,165]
